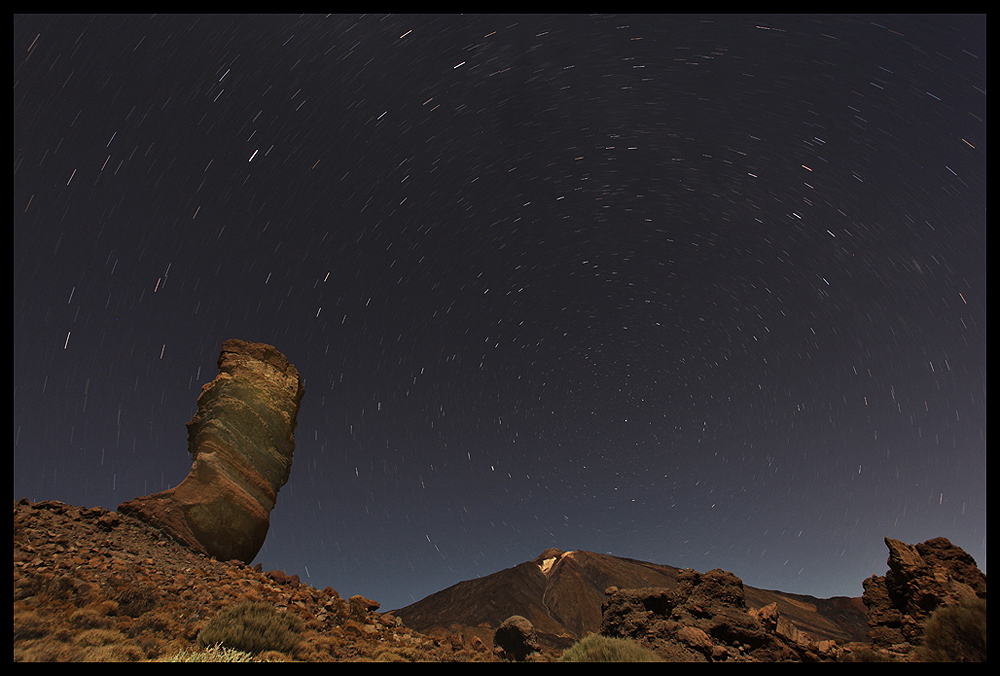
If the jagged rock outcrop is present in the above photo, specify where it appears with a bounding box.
[862,536,987,653]
[600,568,840,662]
[119,339,304,563]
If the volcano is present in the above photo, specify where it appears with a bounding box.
[391,548,868,650]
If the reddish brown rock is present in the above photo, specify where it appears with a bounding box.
[749,602,779,632]
[268,570,301,588]
[862,536,987,652]
[599,569,837,662]
[119,339,304,563]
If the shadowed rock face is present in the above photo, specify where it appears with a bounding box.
[119,339,304,563]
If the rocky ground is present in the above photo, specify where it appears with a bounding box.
[13,498,520,662]
[18,497,978,662]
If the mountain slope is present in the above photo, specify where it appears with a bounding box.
[392,548,868,647]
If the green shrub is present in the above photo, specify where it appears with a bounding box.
[559,634,664,662]
[196,601,304,656]
[911,597,987,662]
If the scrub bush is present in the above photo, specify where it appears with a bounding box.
[196,601,304,656]
[559,634,664,662]
[911,597,987,662]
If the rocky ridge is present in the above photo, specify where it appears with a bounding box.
[14,498,985,661]
[13,498,493,662]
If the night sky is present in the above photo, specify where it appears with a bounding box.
[14,14,986,612]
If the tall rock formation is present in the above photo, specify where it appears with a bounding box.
[862,536,987,653]
[119,339,305,563]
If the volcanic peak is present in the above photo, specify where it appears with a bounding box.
[534,548,576,575]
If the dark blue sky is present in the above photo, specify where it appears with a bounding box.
[14,14,985,612]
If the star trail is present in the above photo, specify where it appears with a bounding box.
[14,14,985,612]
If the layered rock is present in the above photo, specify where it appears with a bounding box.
[120,339,304,563]
[599,568,840,661]
[862,536,987,653]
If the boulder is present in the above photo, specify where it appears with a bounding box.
[120,339,304,563]
[862,536,987,652]
[749,602,779,632]
[494,615,541,661]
